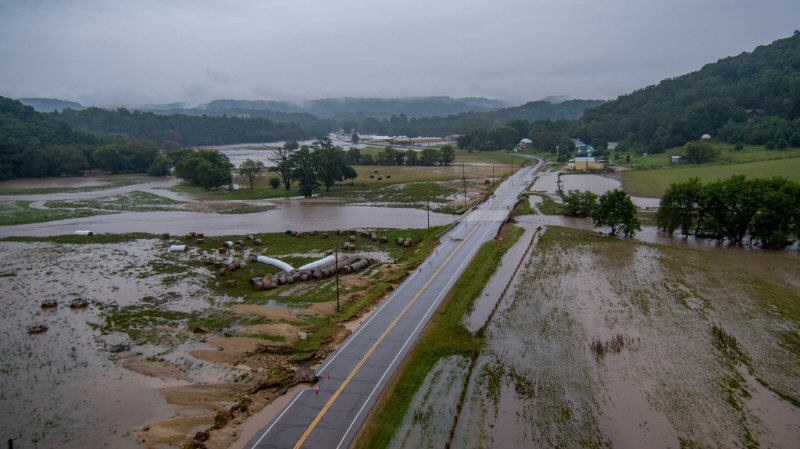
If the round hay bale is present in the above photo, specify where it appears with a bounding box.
[380,236,388,243]
[235,240,244,247]
[252,280,263,290]
[396,237,404,245]
[322,233,329,239]
[247,254,257,262]
[217,268,227,277]
[342,266,352,274]
[225,280,237,288]
[403,238,412,247]
[300,273,309,281]
[253,238,262,245]
[195,238,205,244]
[247,234,254,240]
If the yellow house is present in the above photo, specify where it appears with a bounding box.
[574,157,605,171]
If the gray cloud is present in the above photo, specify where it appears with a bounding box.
[0,0,798,106]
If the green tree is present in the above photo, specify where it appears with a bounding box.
[351,133,360,144]
[291,146,318,198]
[405,150,419,166]
[683,141,719,164]
[238,159,265,190]
[657,177,704,235]
[563,190,598,217]
[420,148,439,166]
[284,140,300,151]
[376,146,397,165]
[593,189,641,236]
[174,150,232,190]
[312,137,350,192]
[147,155,173,177]
[440,144,455,166]
[269,177,280,189]
[269,148,295,190]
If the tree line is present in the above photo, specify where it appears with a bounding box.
[343,145,455,166]
[267,138,357,198]
[657,176,800,248]
[562,189,641,237]
[0,96,168,179]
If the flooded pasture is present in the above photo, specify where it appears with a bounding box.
[0,204,455,238]
[0,240,215,449]
[394,225,800,448]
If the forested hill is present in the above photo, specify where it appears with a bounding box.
[357,99,603,136]
[18,97,85,112]
[153,96,508,122]
[54,107,320,147]
[576,32,800,151]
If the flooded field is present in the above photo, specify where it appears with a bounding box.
[1,224,443,449]
[0,204,455,237]
[0,240,212,449]
[392,225,800,448]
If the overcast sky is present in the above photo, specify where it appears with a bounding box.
[1,0,798,107]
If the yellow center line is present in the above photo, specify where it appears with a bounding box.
[292,191,512,449]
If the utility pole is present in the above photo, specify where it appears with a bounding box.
[334,248,340,312]
[492,164,495,184]
[426,197,430,236]
[462,162,467,207]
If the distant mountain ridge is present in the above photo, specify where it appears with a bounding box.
[17,97,84,112]
[140,96,508,122]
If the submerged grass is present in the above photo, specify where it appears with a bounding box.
[0,200,105,226]
[352,224,524,449]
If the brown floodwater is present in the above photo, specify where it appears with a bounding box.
[0,204,456,237]
[533,172,660,208]
[0,241,221,449]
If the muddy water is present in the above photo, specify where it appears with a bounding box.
[516,215,800,255]
[0,177,182,203]
[463,222,539,332]
[388,356,471,449]
[532,172,660,208]
[0,204,455,237]
[0,241,217,449]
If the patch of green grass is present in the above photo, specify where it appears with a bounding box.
[532,194,566,215]
[0,200,106,226]
[622,157,800,197]
[511,196,534,216]
[352,224,524,449]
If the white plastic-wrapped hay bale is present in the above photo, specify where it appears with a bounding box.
[168,245,187,252]
[74,230,93,236]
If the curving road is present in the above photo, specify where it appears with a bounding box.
[243,157,545,449]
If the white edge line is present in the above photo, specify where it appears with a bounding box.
[334,221,497,449]
[316,236,459,375]
[248,390,306,449]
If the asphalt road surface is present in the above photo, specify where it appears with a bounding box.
[244,157,545,449]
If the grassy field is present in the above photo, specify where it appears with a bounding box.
[617,144,800,170]
[622,157,800,197]
[352,224,524,449]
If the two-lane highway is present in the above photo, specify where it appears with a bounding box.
[244,157,544,449]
